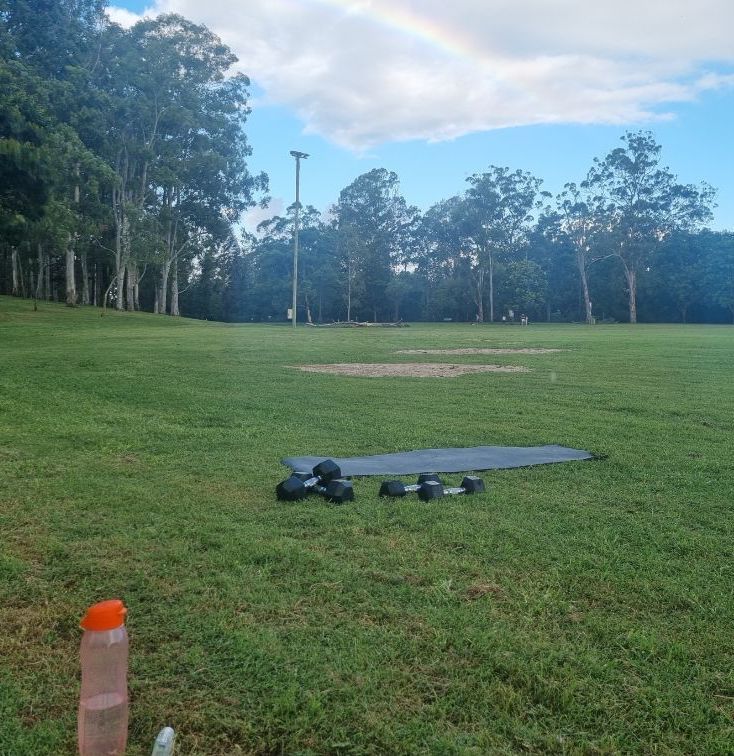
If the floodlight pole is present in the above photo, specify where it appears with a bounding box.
[290,150,309,329]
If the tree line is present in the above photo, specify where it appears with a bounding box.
[0,0,265,316]
[1,1,732,324]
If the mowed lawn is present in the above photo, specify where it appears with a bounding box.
[1,296,733,755]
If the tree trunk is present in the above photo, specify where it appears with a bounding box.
[488,253,494,322]
[65,237,77,306]
[116,214,129,311]
[18,254,27,297]
[304,293,313,324]
[134,267,141,311]
[577,250,593,324]
[623,265,637,324]
[93,263,98,307]
[125,262,136,311]
[11,248,20,296]
[160,185,180,316]
[473,266,485,322]
[45,252,50,300]
[68,165,80,307]
[36,245,44,300]
[154,286,159,316]
[170,260,179,316]
[158,262,170,314]
[80,249,90,305]
[346,273,352,321]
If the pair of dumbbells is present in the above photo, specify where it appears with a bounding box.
[379,473,485,501]
[276,459,354,504]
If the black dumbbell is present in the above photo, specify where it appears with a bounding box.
[315,478,354,504]
[276,459,342,501]
[417,476,486,501]
[379,473,442,498]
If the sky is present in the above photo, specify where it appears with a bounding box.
[110,0,734,231]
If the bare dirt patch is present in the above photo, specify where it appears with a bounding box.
[465,582,506,601]
[292,363,530,378]
[396,348,564,355]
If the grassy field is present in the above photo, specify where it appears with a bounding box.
[1,295,733,755]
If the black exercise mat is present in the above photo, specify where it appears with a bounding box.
[283,444,593,477]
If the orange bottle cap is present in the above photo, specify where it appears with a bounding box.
[80,599,128,631]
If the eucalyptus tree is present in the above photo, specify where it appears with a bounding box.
[0,64,48,231]
[0,58,50,293]
[0,0,109,304]
[525,213,579,321]
[416,196,474,321]
[462,166,545,321]
[587,131,715,323]
[553,182,604,324]
[99,15,265,313]
[141,16,264,314]
[336,169,419,322]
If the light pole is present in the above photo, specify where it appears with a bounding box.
[290,150,309,329]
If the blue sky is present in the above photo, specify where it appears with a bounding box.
[112,0,734,230]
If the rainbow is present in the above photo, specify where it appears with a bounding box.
[308,0,488,65]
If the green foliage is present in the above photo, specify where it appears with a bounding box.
[0,59,52,240]
[336,168,419,321]
[586,131,716,322]
[499,259,547,315]
[703,231,734,321]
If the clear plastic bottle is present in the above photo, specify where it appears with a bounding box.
[151,726,176,755]
[78,599,129,756]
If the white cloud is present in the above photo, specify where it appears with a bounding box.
[106,5,152,27]
[108,0,734,148]
[243,198,285,235]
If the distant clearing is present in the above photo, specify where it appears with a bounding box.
[293,362,531,377]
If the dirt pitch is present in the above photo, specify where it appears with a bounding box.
[292,363,530,378]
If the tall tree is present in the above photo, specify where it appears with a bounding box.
[417,197,474,321]
[462,166,544,321]
[336,169,418,322]
[553,182,606,324]
[99,14,266,313]
[587,131,715,323]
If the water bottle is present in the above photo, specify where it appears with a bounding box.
[78,599,129,755]
[151,727,176,755]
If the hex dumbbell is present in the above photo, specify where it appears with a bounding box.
[290,474,353,504]
[315,478,354,504]
[378,473,442,498]
[417,476,486,501]
[276,459,342,501]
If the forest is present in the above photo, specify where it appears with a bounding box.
[1,0,733,325]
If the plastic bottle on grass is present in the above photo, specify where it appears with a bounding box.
[151,727,176,755]
[78,599,129,756]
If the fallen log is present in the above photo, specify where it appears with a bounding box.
[306,320,409,328]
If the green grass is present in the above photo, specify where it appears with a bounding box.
[1,295,733,755]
